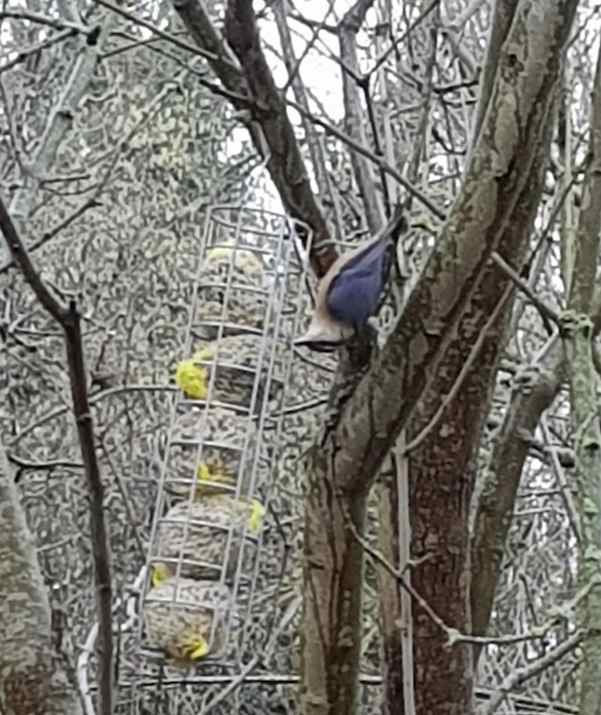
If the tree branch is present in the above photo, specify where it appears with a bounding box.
[338,0,383,232]
[480,630,585,715]
[0,198,64,322]
[468,0,521,149]
[562,35,601,715]
[331,0,579,495]
[96,0,233,68]
[273,0,341,233]
[471,345,564,639]
[0,196,113,715]
[170,0,336,275]
[285,97,445,219]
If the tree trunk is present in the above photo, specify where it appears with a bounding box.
[378,2,579,712]
[562,36,601,715]
[0,442,83,715]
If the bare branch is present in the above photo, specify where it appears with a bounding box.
[562,36,601,715]
[0,29,75,75]
[0,196,64,322]
[9,384,176,450]
[280,0,337,97]
[351,516,577,649]
[367,0,440,80]
[272,0,341,232]
[491,250,561,328]
[171,0,335,275]
[0,10,87,33]
[471,347,565,639]
[96,0,234,68]
[286,97,445,219]
[0,197,114,715]
[338,0,383,231]
[468,0,520,148]
[0,197,102,275]
[480,630,585,715]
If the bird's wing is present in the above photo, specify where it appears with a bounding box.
[326,239,393,325]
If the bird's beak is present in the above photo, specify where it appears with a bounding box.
[294,321,353,352]
[294,335,339,353]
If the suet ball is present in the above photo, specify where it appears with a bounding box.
[154,496,266,581]
[143,577,232,665]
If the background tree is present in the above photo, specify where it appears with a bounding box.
[1,1,600,714]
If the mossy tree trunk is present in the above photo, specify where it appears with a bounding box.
[561,36,601,715]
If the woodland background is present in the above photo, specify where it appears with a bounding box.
[0,1,599,714]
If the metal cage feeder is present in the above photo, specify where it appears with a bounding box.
[136,202,313,676]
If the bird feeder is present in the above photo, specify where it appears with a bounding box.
[154,495,265,582]
[143,577,232,665]
[138,202,313,680]
[175,333,283,411]
[194,244,267,339]
[163,407,266,500]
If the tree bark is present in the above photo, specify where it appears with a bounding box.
[155,1,580,712]
[471,347,563,641]
[0,442,83,715]
[374,2,579,713]
[562,36,601,715]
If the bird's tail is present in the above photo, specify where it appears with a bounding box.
[377,203,407,245]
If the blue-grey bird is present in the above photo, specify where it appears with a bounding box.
[296,207,407,351]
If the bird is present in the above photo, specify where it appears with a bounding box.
[296,207,407,351]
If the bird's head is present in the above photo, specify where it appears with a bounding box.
[295,312,354,352]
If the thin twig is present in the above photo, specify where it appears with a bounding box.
[491,251,561,328]
[280,0,337,96]
[9,384,178,449]
[199,589,306,712]
[99,440,146,559]
[338,0,383,230]
[0,198,102,274]
[95,0,233,68]
[348,518,578,649]
[0,28,75,75]
[0,196,64,321]
[367,0,441,80]
[7,455,84,470]
[480,630,585,715]
[285,97,445,219]
[0,9,87,33]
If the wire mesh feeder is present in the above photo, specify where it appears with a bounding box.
[135,203,313,689]
[143,576,234,665]
[193,244,267,339]
[163,406,267,500]
[175,333,283,411]
[153,494,265,582]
